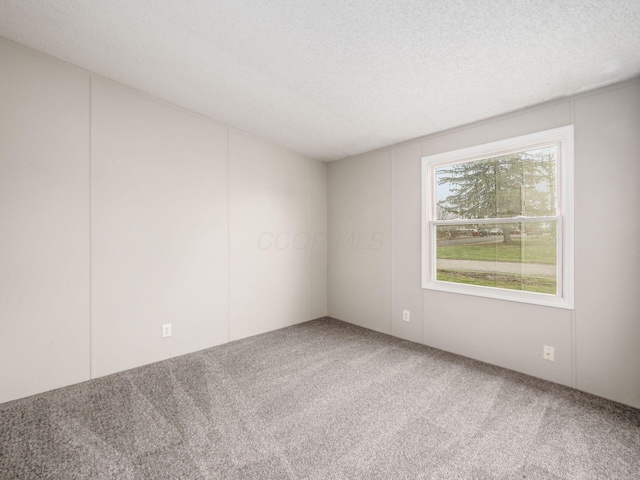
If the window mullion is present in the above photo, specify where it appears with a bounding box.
[434,216,559,226]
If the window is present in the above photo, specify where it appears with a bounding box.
[421,126,574,308]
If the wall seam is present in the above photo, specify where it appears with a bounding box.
[226,129,231,343]
[570,98,577,389]
[309,158,314,320]
[389,147,394,337]
[420,140,426,346]
[326,163,331,318]
[324,162,328,316]
[89,76,93,379]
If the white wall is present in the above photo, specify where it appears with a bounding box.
[573,85,640,407]
[91,79,229,378]
[327,148,391,334]
[0,42,91,402]
[228,130,327,340]
[0,40,327,403]
[2,35,638,410]
[328,80,640,409]
[420,101,575,389]
[390,140,424,342]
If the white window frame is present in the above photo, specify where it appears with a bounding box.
[421,125,574,309]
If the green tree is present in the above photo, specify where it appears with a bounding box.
[436,147,555,243]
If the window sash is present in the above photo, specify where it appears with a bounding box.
[428,140,563,222]
[428,217,563,298]
[432,216,559,226]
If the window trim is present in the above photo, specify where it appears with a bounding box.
[421,125,574,309]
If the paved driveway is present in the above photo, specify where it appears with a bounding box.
[437,259,555,277]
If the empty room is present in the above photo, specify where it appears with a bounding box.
[1,1,639,479]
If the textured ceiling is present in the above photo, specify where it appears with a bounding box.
[1,1,639,161]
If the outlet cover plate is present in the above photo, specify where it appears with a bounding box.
[162,323,172,338]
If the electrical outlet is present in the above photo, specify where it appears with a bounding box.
[543,345,554,361]
[162,323,172,338]
[402,310,410,322]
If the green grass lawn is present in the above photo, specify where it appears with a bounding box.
[437,235,556,264]
[437,270,556,294]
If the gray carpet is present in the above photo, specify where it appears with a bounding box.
[1,318,639,479]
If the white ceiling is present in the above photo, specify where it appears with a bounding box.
[1,1,639,161]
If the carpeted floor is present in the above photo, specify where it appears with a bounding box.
[1,318,639,479]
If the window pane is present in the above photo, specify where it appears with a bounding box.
[435,146,556,220]
[436,221,556,294]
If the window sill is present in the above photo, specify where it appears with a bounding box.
[423,279,574,309]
